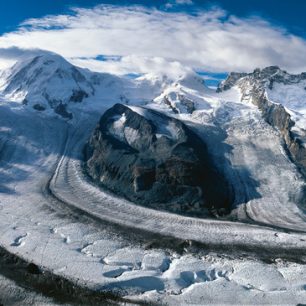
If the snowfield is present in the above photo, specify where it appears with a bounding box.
[267,82,306,138]
[0,54,305,305]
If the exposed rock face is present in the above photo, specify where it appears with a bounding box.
[84,103,232,215]
[219,66,306,93]
[163,93,195,114]
[216,72,247,92]
[218,67,306,177]
[33,104,46,111]
[69,89,89,103]
[152,73,209,115]
[54,103,73,119]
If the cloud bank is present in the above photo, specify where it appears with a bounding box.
[0,4,306,75]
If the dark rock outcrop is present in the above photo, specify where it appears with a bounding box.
[163,94,195,114]
[218,66,306,93]
[84,103,232,215]
[216,72,247,92]
[70,89,89,103]
[33,104,46,111]
[54,103,72,119]
[218,67,306,178]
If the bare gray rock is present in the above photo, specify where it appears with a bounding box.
[84,103,232,216]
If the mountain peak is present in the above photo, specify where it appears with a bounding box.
[0,52,94,118]
[218,66,306,92]
[176,72,208,92]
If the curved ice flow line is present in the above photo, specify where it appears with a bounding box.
[47,114,306,255]
[0,101,304,262]
[0,101,305,305]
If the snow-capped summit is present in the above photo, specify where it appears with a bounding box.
[0,53,184,118]
[0,51,215,119]
[151,72,210,114]
[218,66,306,177]
[219,66,306,93]
[0,53,94,118]
[176,72,208,92]
[218,66,306,132]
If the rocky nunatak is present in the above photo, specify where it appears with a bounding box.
[84,103,232,216]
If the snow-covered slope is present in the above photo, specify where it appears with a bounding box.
[219,66,306,136]
[267,79,306,135]
[0,52,306,305]
[0,53,215,119]
[0,53,174,119]
[0,53,96,118]
[218,66,306,179]
[152,72,213,114]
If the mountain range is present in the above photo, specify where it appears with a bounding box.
[0,51,306,305]
[0,51,305,222]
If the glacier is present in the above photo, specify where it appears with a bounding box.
[0,53,305,305]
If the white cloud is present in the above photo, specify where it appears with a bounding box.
[175,0,193,5]
[165,0,194,8]
[71,55,192,77]
[0,5,306,74]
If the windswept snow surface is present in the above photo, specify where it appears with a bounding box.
[0,55,305,304]
[0,274,69,306]
[0,54,93,109]
[267,82,306,136]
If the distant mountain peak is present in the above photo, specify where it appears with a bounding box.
[0,52,94,118]
[218,66,306,92]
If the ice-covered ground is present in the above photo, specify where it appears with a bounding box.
[0,58,306,304]
[0,274,67,306]
[267,82,306,138]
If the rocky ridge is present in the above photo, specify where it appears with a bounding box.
[152,73,209,115]
[218,66,306,180]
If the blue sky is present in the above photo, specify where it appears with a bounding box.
[0,0,305,83]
